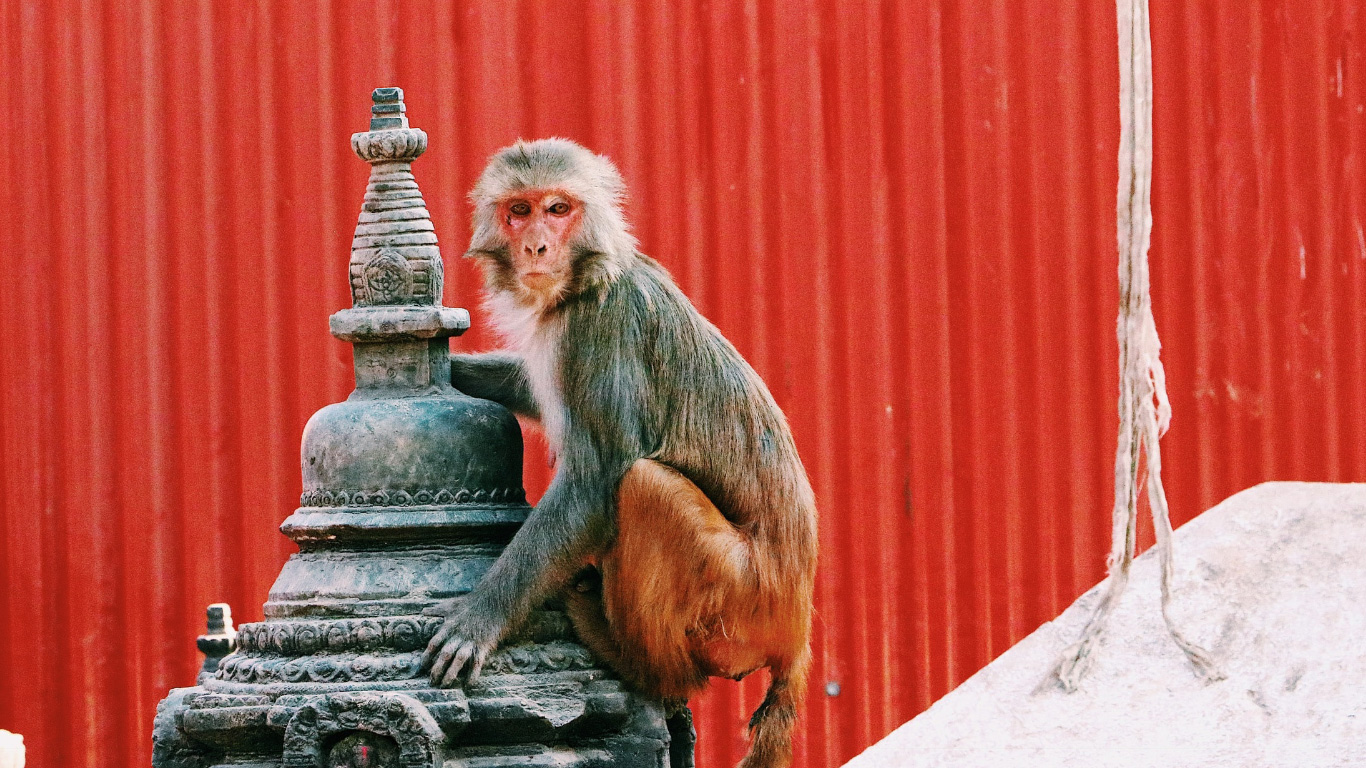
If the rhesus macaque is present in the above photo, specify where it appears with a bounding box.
[421,139,818,768]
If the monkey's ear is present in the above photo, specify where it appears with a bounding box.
[465,212,504,258]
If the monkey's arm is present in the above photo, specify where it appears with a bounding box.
[421,432,633,686]
[450,352,540,419]
[425,311,652,686]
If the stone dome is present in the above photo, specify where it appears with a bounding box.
[299,392,526,511]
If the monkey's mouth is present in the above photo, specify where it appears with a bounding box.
[520,272,559,293]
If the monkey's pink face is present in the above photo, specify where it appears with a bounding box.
[496,189,584,296]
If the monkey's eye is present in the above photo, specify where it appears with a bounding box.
[547,201,571,216]
[510,202,532,216]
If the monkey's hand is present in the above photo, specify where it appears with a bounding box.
[420,596,504,688]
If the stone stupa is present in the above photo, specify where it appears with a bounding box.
[151,87,686,768]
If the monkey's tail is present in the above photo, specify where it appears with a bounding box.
[738,651,809,768]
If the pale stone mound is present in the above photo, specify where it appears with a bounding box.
[0,731,22,768]
[848,482,1366,768]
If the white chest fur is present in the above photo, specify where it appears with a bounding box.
[484,292,567,451]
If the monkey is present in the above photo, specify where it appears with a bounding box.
[420,138,818,768]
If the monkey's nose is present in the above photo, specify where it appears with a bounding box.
[524,244,548,257]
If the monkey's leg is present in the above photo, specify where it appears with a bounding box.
[606,461,808,768]
[563,572,697,768]
[562,569,630,672]
[594,459,765,700]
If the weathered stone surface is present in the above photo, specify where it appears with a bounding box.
[151,87,682,768]
[847,482,1366,768]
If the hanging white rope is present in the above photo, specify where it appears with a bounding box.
[1043,0,1222,693]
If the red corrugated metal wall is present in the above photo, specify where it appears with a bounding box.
[1,1,1363,766]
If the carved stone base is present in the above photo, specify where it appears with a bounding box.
[154,610,681,768]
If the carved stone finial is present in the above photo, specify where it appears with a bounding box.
[351,87,426,164]
[195,603,237,683]
[370,87,408,131]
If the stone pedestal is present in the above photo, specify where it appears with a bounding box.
[151,88,684,768]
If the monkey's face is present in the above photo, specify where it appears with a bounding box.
[495,188,584,301]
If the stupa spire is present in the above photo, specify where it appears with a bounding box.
[347,87,445,309]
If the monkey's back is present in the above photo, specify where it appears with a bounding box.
[558,256,818,589]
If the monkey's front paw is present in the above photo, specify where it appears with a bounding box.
[420,601,502,688]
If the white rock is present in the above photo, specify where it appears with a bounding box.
[0,731,23,768]
[847,482,1366,768]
